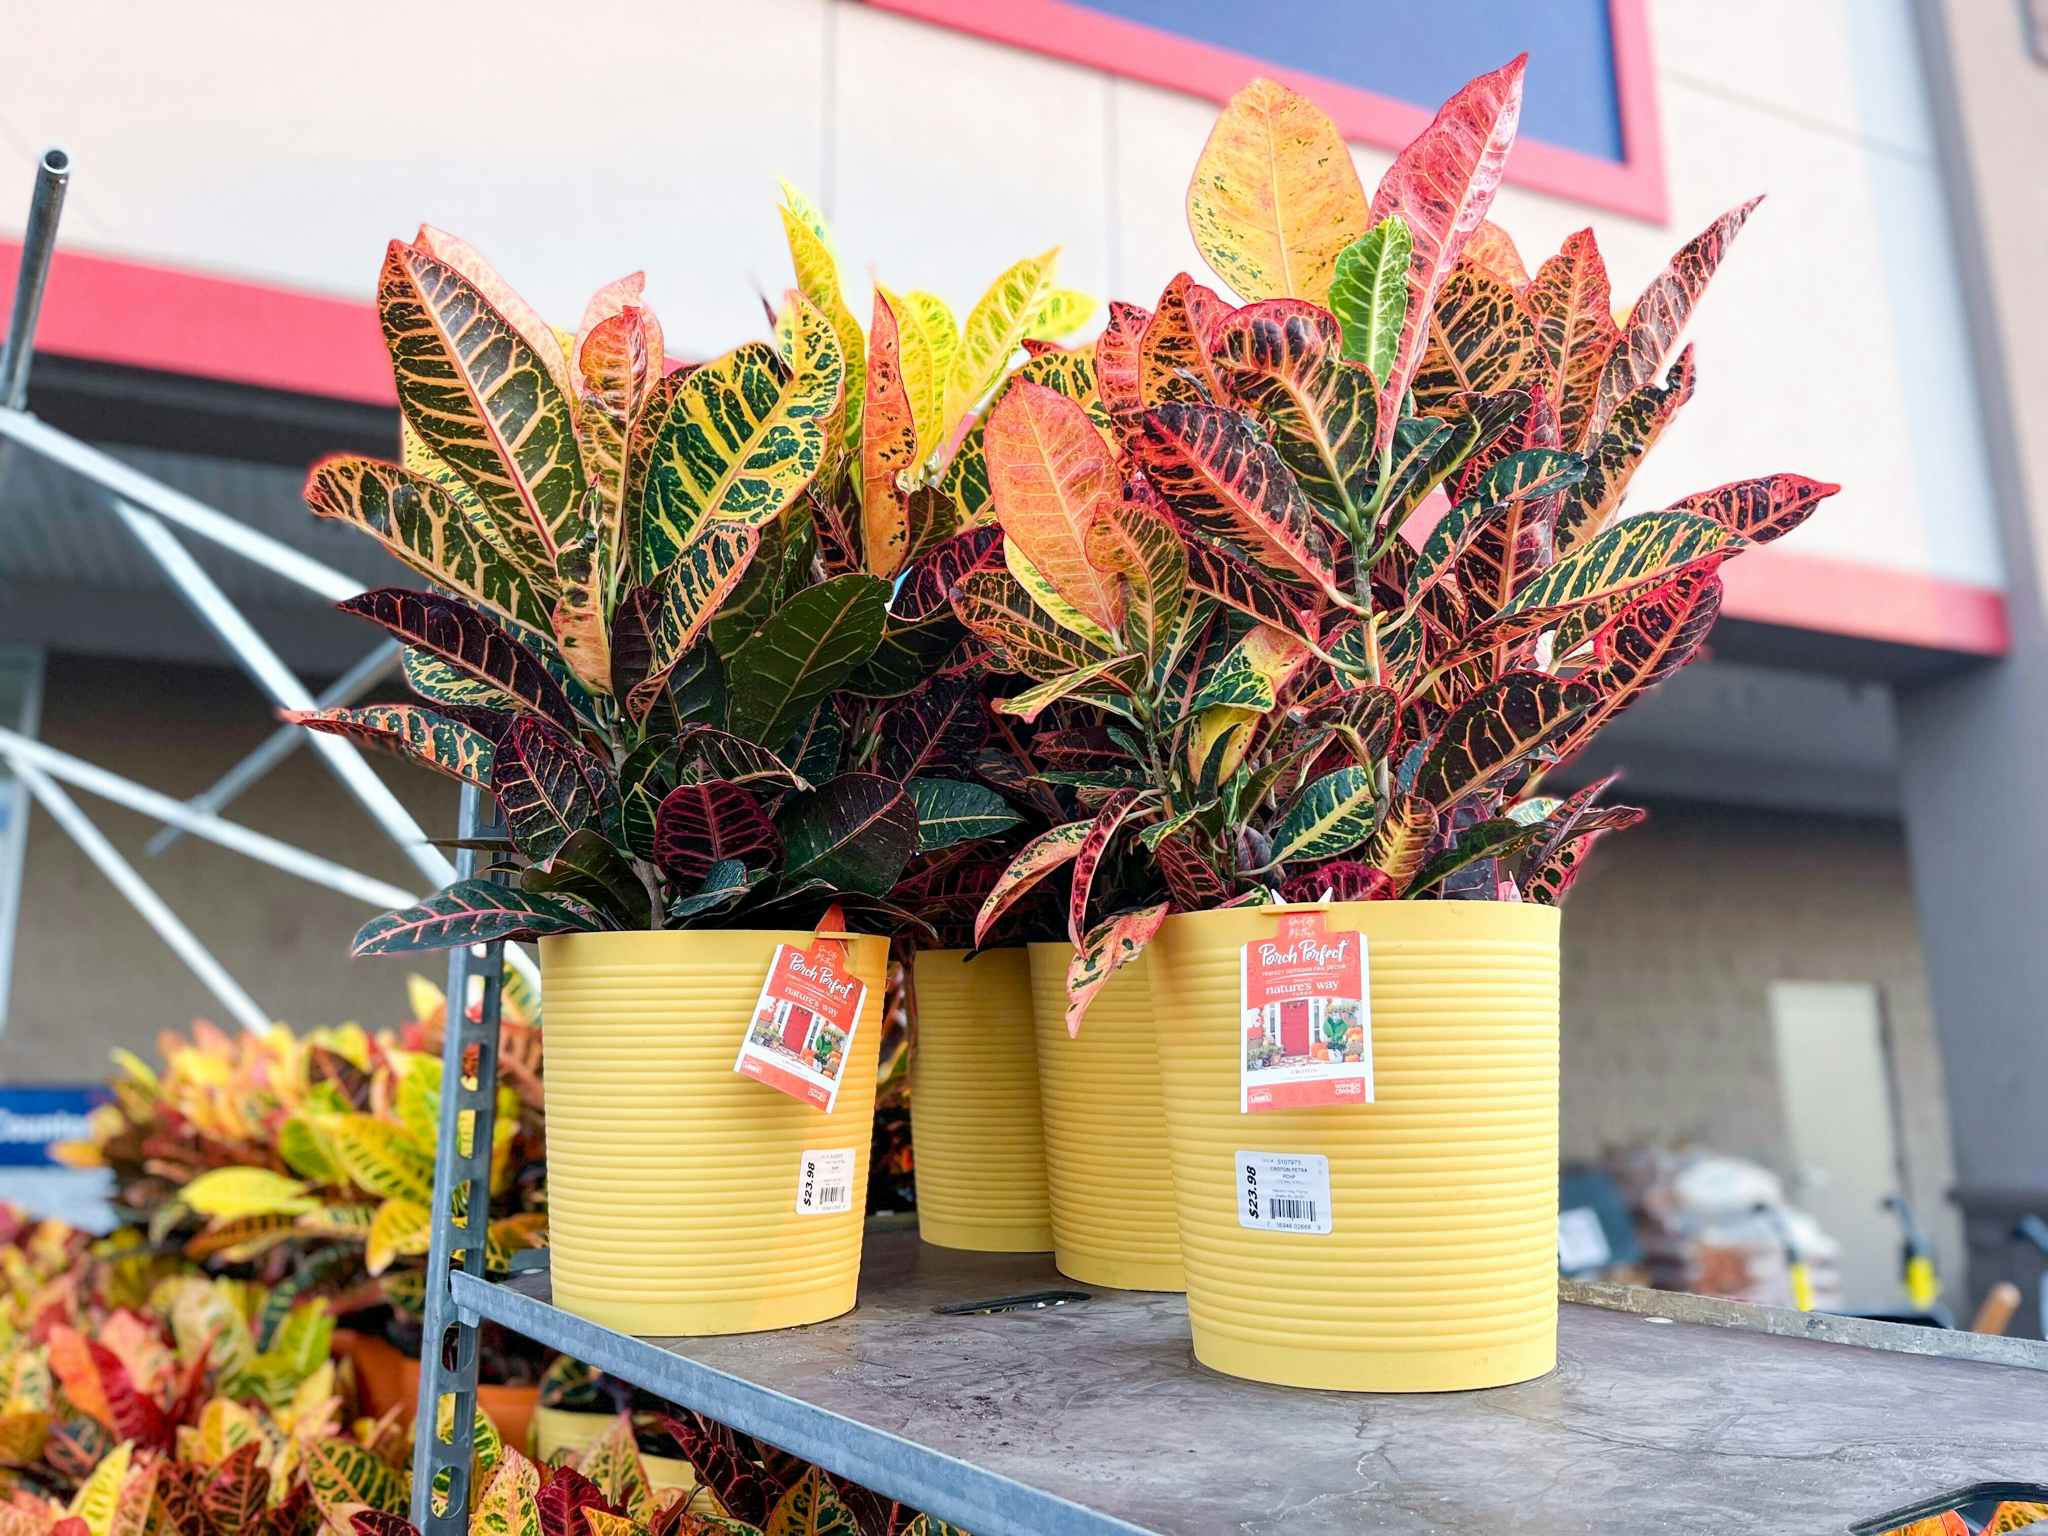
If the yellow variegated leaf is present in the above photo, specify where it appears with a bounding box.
[779,180,867,450]
[942,248,1059,445]
[305,1438,407,1524]
[109,1048,158,1093]
[325,1117,435,1205]
[882,285,957,464]
[578,1514,638,1536]
[0,1410,49,1468]
[550,497,615,696]
[181,1168,316,1221]
[472,1449,541,1536]
[637,303,843,582]
[276,1114,340,1183]
[576,1414,655,1522]
[68,1441,131,1536]
[764,1465,861,1536]
[1003,540,1118,651]
[1024,288,1096,342]
[365,1198,432,1277]
[413,225,576,407]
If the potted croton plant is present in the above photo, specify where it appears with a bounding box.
[954,61,1837,1390]
[292,200,1083,1336]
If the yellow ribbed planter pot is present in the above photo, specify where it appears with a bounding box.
[1149,902,1559,1392]
[1026,943,1183,1292]
[909,948,1053,1252]
[531,1407,704,1500]
[540,928,887,1336]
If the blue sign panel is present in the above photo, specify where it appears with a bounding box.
[0,1085,106,1167]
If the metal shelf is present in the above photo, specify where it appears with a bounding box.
[453,1224,2048,1536]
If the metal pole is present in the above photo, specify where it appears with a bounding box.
[1,148,70,410]
[146,641,402,857]
[0,726,419,911]
[411,783,503,1532]
[0,410,363,604]
[12,757,272,1035]
[113,501,458,894]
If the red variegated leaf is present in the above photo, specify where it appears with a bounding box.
[414,224,575,406]
[1065,902,1170,1036]
[1587,198,1760,442]
[535,1468,620,1536]
[337,587,580,733]
[652,781,780,882]
[576,271,663,369]
[1461,221,1529,292]
[1278,860,1393,902]
[1133,403,1341,598]
[862,290,919,579]
[287,703,495,789]
[1154,823,1231,909]
[1370,795,1437,894]
[951,567,1114,682]
[875,677,989,780]
[986,380,1126,632]
[1068,789,1144,947]
[1211,299,1379,526]
[1555,345,1697,556]
[1549,567,1724,768]
[1412,265,1541,418]
[1137,273,1231,407]
[1450,399,1566,619]
[1175,523,1323,649]
[1413,672,1599,809]
[201,1443,271,1536]
[896,526,1001,623]
[1523,229,1619,450]
[1084,497,1188,662]
[1525,826,1618,905]
[493,716,616,862]
[1094,301,1151,418]
[1367,55,1526,452]
[974,820,1091,947]
[575,306,656,572]
[1671,474,1841,545]
[85,1339,169,1452]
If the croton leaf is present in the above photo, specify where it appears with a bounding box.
[987,379,1127,633]
[1551,566,1725,767]
[379,241,584,566]
[673,723,808,789]
[287,703,495,788]
[199,1444,270,1536]
[707,506,806,657]
[881,284,958,463]
[992,653,1139,723]
[1671,474,1841,545]
[1412,265,1541,418]
[726,574,889,747]
[1067,788,1144,947]
[1185,76,1369,305]
[414,224,575,403]
[775,772,919,897]
[1093,300,1150,417]
[336,587,580,734]
[1137,273,1231,408]
[1278,860,1393,903]
[1026,288,1097,341]
[526,827,653,930]
[352,880,597,955]
[1268,766,1377,865]
[1587,197,1760,444]
[306,1439,407,1520]
[907,778,1024,853]
[1449,507,1744,664]
[1410,814,1551,895]
[1523,228,1619,451]
[1463,221,1530,290]
[943,247,1060,445]
[401,646,523,718]
[1084,497,1188,663]
[1133,403,1341,598]
[1211,300,1377,529]
[1064,901,1170,1036]
[1369,794,1437,894]
[1413,672,1599,809]
[616,521,763,722]
[785,702,846,785]
[876,677,989,780]
[617,734,676,863]
[493,715,617,862]
[652,780,780,883]
[574,305,657,577]
[1450,401,1569,619]
[1154,821,1232,910]
[778,181,867,453]
[939,421,992,526]
[974,819,1090,947]
[1327,216,1411,385]
[1554,346,1696,557]
[304,456,555,632]
[1176,528,1322,651]
[952,567,1115,683]
[1524,825,1617,905]
[1187,625,1311,714]
[667,859,759,923]
[549,503,614,696]
[861,289,918,579]
[638,306,842,580]
[1366,54,1525,451]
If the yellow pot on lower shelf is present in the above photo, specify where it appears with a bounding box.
[909,947,1053,1252]
[1026,942,1183,1292]
[540,928,887,1337]
[1148,901,1560,1392]
[531,1407,720,1511]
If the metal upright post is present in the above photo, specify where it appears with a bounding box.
[410,783,505,1532]
[0,147,68,409]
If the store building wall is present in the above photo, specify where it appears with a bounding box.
[1560,800,1963,1291]
[0,653,456,1081]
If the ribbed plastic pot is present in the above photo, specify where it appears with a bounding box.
[532,1406,706,1499]
[539,928,888,1336]
[1148,902,1559,1391]
[909,948,1053,1252]
[1026,942,1183,1292]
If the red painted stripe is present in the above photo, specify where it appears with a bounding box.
[0,239,392,406]
[864,0,1670,224]
[1719,548,2008,657]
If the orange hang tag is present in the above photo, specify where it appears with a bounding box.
[1239,909,1372,1113]
[734,905,868,1112]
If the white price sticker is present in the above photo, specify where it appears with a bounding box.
[794,1148,857,1215]
[1234,1151,1333,1234]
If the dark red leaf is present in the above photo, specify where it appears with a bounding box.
[336,587,578,733]
[651,780,780,882]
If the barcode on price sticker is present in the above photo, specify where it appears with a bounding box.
[1234,1151,1333,1234]
[794,1148,856,1215]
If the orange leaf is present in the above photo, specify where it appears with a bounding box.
[985,380,1126,633]
[861,290,919,579]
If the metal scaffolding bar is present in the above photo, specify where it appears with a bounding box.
[410,783,503,1533]
[12,757,271,1035]
[0,148,68,409]
[146,640,403,857]
[0,726,419,910]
